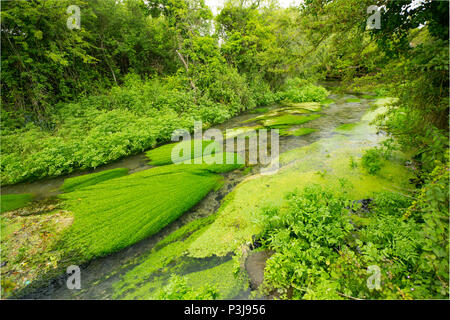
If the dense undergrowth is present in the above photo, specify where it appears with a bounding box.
[0,75,328,185]
[257,171,448,299]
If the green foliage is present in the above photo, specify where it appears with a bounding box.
[258,185,353,299]
[277,78,329,103]
[0,194,33,213]
[361,148,383,175]
[259,183,449,299]
[60,168,129,193]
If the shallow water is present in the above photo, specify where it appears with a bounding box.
[14,85,375,299]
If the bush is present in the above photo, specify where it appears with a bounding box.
[258,181,449,299]
[276,78,329,103]
[361,148,383,174]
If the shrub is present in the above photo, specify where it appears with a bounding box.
[361,148,383,174]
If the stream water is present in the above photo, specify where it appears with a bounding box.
[10,84,377,299]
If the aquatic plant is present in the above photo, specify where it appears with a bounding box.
[0,194,33,213]
[60,168,129,193]
[59,155,244,262]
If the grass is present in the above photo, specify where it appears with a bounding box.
[0,193,34,213]
[60,168,129,193]
[59,154,244,262]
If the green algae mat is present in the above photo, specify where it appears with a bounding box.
[0,193,34,213]
[59,152,244,262]
[60,168,129,193]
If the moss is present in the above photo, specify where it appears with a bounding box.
[361,94,376,99]
[0,193,33,213]
[60,168,129,193]
[59,154,244,262]
[346,98,361,103]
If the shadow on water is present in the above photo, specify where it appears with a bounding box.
[13,84,373,299]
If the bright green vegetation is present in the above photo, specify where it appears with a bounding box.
[361,94,376,99]
[361,149,383,174]
[59,155,243,262]
[280,128,317,137]
[113,211,248,299]
[251,107,270,114]
[321,98,335,105]
[336,123,358,132]
[150,274,219,300]
[261,114,322,128]
[279,101,322,112]
[146,140,219,166]
[185,106,413,258]
[60,168,129,193]
[290,128,317,136]
[113,212,219,299]
[223,126,261,139]
[1,0,448,301]
[150,260,247,300]
[0,193,33,213]
[276,78,329,103]
[258,181,448,299]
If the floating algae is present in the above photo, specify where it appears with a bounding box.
[279,101,322,112]
[281,128,317,136]
[0,193,34,213]
[60,168,129,193]
[59,153,244,262]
